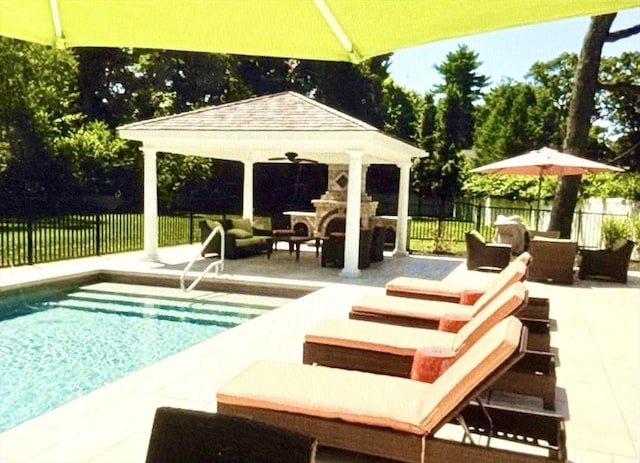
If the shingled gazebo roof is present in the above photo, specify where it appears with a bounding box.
[118,91,424,165]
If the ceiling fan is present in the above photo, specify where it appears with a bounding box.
[268,151,318,164]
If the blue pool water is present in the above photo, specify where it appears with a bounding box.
[0,285,272,432]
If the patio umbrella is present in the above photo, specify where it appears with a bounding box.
[470,146,624,228]
[1,0,637,64]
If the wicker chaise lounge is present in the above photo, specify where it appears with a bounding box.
[385,252,551,320]
[305,282,557,410]
[351,259,552,351]
[218,317,567,462]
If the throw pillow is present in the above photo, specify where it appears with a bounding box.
[230,218,253,233]
[612,238,628,251]
[227,228,253,239]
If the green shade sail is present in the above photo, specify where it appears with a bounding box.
[1,0,638,63]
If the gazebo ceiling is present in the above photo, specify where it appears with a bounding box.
[117,92,425,165]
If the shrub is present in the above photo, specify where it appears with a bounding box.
[600,217,632,249]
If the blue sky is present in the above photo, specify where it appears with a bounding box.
[388,8,639,93]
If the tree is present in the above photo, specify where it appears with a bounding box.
[434,45,488,148]
[548,13,637,237]
[412,46,487,214]
[0,38,83,215]
[598,51,640,171]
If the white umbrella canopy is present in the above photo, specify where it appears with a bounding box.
[470,146,624,176]
[470,146,624,228]
[1,0,638,64]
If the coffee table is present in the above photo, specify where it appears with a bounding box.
[279,236,320,261]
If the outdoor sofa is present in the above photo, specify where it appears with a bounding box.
[304,282,558,410]
[199,218,272,259]
[218,317,567,462]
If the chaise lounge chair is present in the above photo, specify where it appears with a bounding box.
[351,259,552,352]
[385,252,551,320]
[304,282,557,410]
[217,317,567,462]
[146,407,317,463]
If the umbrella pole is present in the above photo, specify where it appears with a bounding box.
[535,175,542,230]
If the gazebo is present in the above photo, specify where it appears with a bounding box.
[118,91,425,277]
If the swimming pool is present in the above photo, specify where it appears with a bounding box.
[0,282,285,432]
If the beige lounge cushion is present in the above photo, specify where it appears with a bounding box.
[351,294,476,321]
[305,318,455,355]
[460,260,526,315]
[452,281,526,355]
[356,261,526,323]
[385,277,479,300]
[217,317,523,435]
[385,255,529,301]
[308,282,526,359]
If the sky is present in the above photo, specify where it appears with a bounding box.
[388,8,639,93]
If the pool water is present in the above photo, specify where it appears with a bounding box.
[0,284,277,432]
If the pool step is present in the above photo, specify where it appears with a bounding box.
[47,293,270,327]
[69,290,268,317]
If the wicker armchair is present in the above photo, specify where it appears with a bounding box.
[146,407,317,463]
[465,230,511,271]
[578,239,635,283]
[527,237,578,284]
[321,228,372,269]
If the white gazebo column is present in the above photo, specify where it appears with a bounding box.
[141,147,159,261]
[341,150,363,277]
[242,160,254,220]
[394,162,411,257]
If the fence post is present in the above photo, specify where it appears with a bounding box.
[475,203,482,230]
[189,212,194,244]
[95,214,101,256]
[27,217,34,265]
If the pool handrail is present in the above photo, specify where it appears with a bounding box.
[180,223,225,292]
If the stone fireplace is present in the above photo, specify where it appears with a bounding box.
[311,164,378,237]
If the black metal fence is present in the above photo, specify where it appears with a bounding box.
[0,205,633,268]
[408,201,631,250]
[0,213,201,268]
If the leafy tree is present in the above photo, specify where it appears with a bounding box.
[381,79,422,142]
[0,38,82,215]
[434,45,488,148]
[474,82,544,163]
[412,46,487,215]
[598,51,640,171]
[549,13,639,237]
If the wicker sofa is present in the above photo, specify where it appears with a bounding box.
[578,239,635,283]
[199,218,272,259]
[527,237,578,284]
